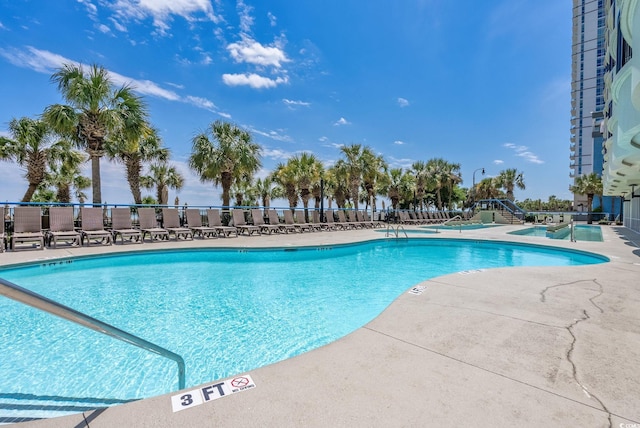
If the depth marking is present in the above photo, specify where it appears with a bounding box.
[171,374,256,413]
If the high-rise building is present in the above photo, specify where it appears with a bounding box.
[602,0,640,232]
[571,0,619,216]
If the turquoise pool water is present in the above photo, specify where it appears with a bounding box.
[0,239,607,420]
[508,225,603,242]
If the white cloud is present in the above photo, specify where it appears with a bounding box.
[185,95,215,110]
[110,72,182,100]
[0,46,220,112]
[393,140,405,145]
[0,45,69,73]
[397,97,409,107]
[261,147,294,161]
[98,24,111,34]
[226,36,289,68]
[108,0,222,35]
[333,117,350,126]
[267,12,277,27]
[503,143,544,164]
[494,159,504,165]
[237,0,254,33]
[388,156,414,169]
[78,0,98,19]
[283,99,310,107]
[246,125,292,143]
[0,22,7,31]
[222,72,288,89]
[109,17,127,32]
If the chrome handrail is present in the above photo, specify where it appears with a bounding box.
[0,277,185,390]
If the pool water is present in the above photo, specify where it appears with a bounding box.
[0,239,607,421]
[508,225,603,242]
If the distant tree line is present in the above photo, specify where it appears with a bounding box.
[1,63,598,212]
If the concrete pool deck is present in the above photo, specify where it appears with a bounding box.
[3,223,640,427]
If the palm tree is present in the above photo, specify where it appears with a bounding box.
[362,149,387,210]
[411,161,428,210]
[339,144,368,210]
[325,161,350,208]
[475,177,501,200]
[444,161,462,210]
[570,172,603,224]
[106,125,169,204]
[495,168,526,201]
[253,177,279,212]
[382,168,410,210]
[0,117,69,202]
[289,153,324,220]
[141,162,184,205]
[230,177,258,207]
[43,139,90,203]
[43,63,148,205]
[271,161,299,210]
[189,120,261,208]
[426,158,448,210]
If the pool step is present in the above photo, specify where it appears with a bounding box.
[0,392,133,425]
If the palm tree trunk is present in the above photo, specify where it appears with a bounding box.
[301,190,311,221]
[126,158,143,204]
[221,172,233,208]
[57,184,71,203]
[90,153,102,205]
[21,184,38,202]
[587,194,594,224]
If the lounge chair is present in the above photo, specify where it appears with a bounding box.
[312,211,329,231]
[398,211,419,225]
[185,208,217,239]
[48,206,81,248]
[347,210,366,229]
[138,208,169,242]
[336,210,357,229]
[282,210,306,233]
[295,210,319,232]
[251,209,281,234]
[111,208,142,244]
[267,209,295,234]
[80,207,112,246]
[364,211,385,228]
[162,208,194,240]
[324,210,344,231]
[11,206,45,250]
[0,207,6,252]
[231,209,260,236]
[206,209,238,237]
[356,211,375,229]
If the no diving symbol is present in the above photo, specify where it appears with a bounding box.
[231,376,250,388]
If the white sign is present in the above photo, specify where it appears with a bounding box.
[408,285,427,295]
[171,375,256,413]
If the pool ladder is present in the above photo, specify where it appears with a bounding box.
[386,223,408,238]
[0,277,186,390]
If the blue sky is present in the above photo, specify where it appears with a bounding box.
[0,0,571,206]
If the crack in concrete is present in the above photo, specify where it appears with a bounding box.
[538,278,611,426]
[565,309,612,428]
[364,326,617,420]
[540,279,596,303]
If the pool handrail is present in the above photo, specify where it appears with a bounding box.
[0,277,186,390]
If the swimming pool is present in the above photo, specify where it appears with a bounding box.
[508,225,603,242]
[0,239,607,421]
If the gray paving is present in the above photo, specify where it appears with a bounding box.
[3,223,640,427]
